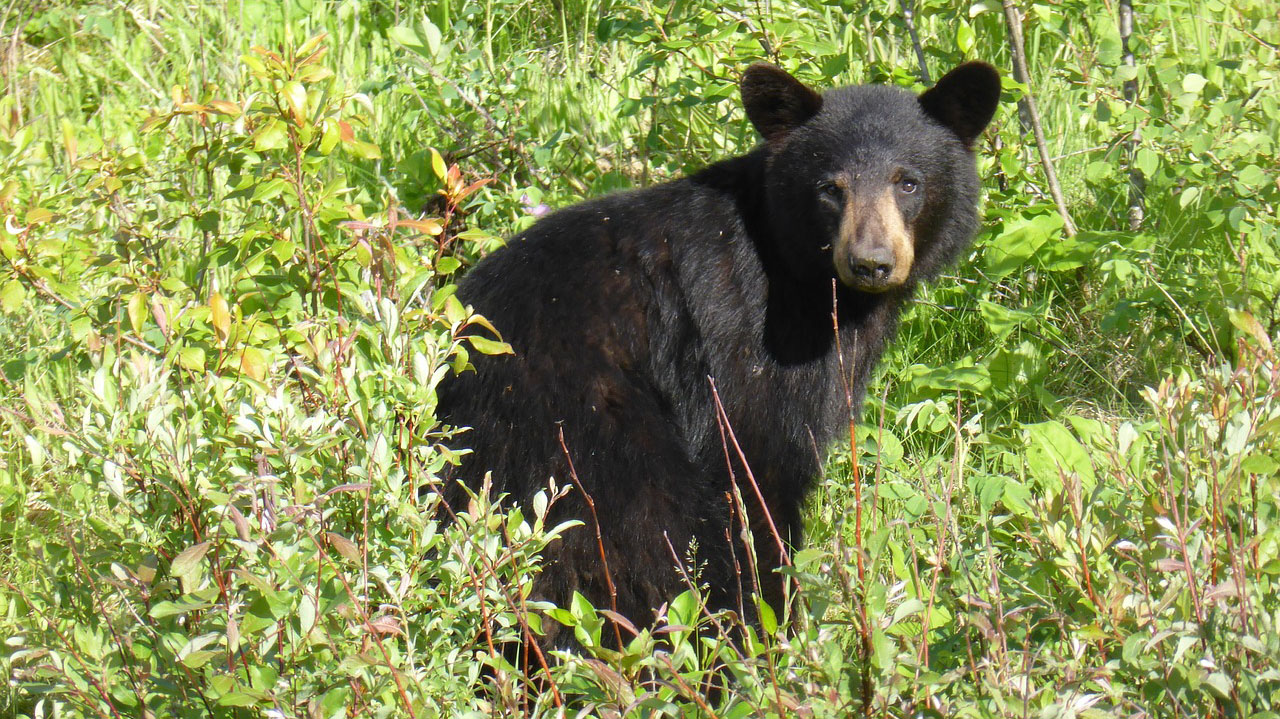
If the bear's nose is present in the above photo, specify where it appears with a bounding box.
[850,247,895,283]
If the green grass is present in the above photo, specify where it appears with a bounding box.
[1,0,1278,716]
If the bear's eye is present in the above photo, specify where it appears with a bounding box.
[817,182,842,200]
[899,178,920,194]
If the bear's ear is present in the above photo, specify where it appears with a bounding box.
[918,61,1001,148]
[741,63,824,142]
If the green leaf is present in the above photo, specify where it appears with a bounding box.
[171,541,212,578]
[1204,672,1233,700]
[891,598,925,626]
[389,20,442,59]
[127,291,148,335]
[150,596,215,619]
[905,360,991,394]
[1135,147,1159,177]
[1237,164,1267,189]
[956,22,976,54]
[252,118,289,151]
[345,140,382,159]
[1179,186,1201,209]
[282,81,308,125]
[466,335,512,356]
[177,346,206,371]
[251,178,288,202]
[1242,453,1278,475]
[319,119,341,155]
[218,691,267,708]
[667,589,699,628]
[758,599,780,637]
[0,279,26,313]
[984,212,1063,280]
[1023,420,1096,491]
[978,300,1022,340]
[1182,73,1208,93]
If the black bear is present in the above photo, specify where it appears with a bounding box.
[437,62,999,644]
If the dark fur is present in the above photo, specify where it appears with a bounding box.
[436,63,999,644]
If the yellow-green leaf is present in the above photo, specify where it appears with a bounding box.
[25,207,54,225]
[294,32,327,61]
[60,118,77,164]
[345,140,382,159]
[467,335,513,356]
[430,148,447,180]
[0,279,25,313]
[238,346,269,381]
[127,291,149,335]
[209,292,231,345]
[171,541,211,578]
[282,81,307,125]
[208,100,242,117]
[1228,308,1272,351]
[177,346,206,371]
[252,119,288,151]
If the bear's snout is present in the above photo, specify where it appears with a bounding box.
[848,245,896,284]
[833,187,915,292]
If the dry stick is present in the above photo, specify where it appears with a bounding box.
[1001,0,1078,237]
[916,399,962,672]
[2,0,26,120]
[556,427,626,651]
[828,282,873,714]
[1119,0,1146,230]
[706,379,796,711]
[709,481,786,713]
[902,0,932,84]
[1064,470,1103,611]
[707,380,791,570]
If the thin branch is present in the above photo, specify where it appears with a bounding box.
[2,254,160,354]
[708,379,790,570]
[556,427,625,650]
[902,0,931,84]
[1001,0,1078,237]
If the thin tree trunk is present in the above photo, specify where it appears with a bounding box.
[1119,0,1145,231]
[902,0,931,84]
[1001,0,1078,237]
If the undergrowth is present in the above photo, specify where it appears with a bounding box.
[1,1,1278,716]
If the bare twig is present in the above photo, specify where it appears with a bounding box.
[1001,0,1078,237]
[556,427,625,650]
[708,379,790,569]
[829,281,873,714]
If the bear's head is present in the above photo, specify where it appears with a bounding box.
[741,62,1000,294]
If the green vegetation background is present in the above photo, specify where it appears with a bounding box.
[1,0,1278,716]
